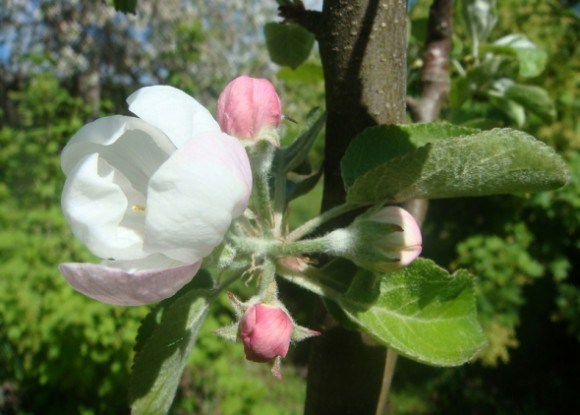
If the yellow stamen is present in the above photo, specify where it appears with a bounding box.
[131,204,146,213]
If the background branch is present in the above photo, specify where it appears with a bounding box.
[278,3,322,36]
[408,0,453,123]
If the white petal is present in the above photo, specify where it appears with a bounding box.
[127,86,220,148]
[61,116,175,177]
[62,153,147,260]
[144,132,252,263]
[59,260,201,306]
[101,253,186,272]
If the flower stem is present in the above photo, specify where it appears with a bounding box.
[272,164,287,237]
[259,257,276,295]
[231,235,333,258]
[286,202,359,241]
[248,142,275,237]
[375,348,398,415]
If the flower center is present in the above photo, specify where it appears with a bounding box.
[131,204,146,213]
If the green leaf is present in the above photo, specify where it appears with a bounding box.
[450,56,517,108]
[286,168,323,202]
[345,128,570,205]
[515,48,548,78]
[503,84,556,122]
[339,259,487,366]
[264,23,315,69]
[112,0,137,13]
[277,63,323,83]
[487,34,548,78]
[133,271,214,356]
[489,79,556,122]
[130,271,214,415]
[275,107,326,173]
[341,123,478,188]
[489,96,526,127]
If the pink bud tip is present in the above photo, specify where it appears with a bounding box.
[373,206,423,266]
[217,76,282,141]
[239,304,293,363]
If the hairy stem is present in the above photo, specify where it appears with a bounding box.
[286,202,358,241]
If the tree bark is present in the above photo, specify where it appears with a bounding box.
[303,1,407,414]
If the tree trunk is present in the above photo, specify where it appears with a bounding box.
[304,1,407,414]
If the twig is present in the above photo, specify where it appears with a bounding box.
[408,0,453,123]
[278,2,322,37]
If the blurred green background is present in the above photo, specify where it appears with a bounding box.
[1,0,578,414]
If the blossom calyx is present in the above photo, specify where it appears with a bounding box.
[327,206,422,273]
[217,76,282,145]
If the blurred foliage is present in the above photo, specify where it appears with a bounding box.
[0,73,147,414]
[0,71,306,414]
[407,0,580,367]
[387,1,580,413]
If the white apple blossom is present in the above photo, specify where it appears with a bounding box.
[59,85,252,306]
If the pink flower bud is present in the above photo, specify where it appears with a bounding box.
[326,206,422,273]
[239,304,293,362]
[217,76,282,142]
[367,206,423,268]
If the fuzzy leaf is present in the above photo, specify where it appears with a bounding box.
[130,271,214,415]
[341,123,477,188]
[339,259,487,366]
[346,128,570,205]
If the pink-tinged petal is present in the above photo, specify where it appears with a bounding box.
[217,76,282,140]
[144,132,252,263]
[372,206,423,248]
[343,206,423,273]
[59,260,201,306]
[399,245,423,267]
[127,86,220,148]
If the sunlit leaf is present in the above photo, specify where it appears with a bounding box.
[345,127,569,205]
[341,123,477,188]
[339,259,488,366]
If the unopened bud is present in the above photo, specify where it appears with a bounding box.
[217,76,282,144]
[326,206,422,273]
[239,304,293,362]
